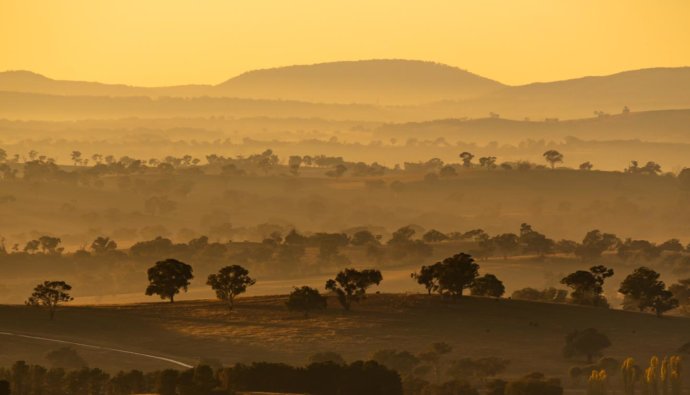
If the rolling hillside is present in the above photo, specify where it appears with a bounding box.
[0,294,688,386]
[0,60,505,105]
[216,60,504,105]
[2,62,690,119]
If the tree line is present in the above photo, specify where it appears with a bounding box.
[0,359,401,395]
[27,247,689,320]
[2,147,689,183]
[6,224,690,267]
[0,351,569,395]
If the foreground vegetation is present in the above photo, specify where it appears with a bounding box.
[2,295,689,385]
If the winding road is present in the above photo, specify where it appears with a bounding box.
[0,331,193,368]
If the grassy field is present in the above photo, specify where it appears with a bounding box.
[1,293,689,391]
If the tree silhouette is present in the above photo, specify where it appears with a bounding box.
[619,267,678,317]
[575,230,619,259]
[519,223,554,257]
[38,236,62,255]
[286,286,327,317]
[26,280,74,320]
[71,151,82,166]
[350,230,379,246]
[561,265,613,307]
[411,264,441,295]
[439,165,457,177]
[207,265,256,311]
[422,229,448,243]
[145,259,193,303]
[579,161,593,171]
[372,349,420,376]
[562,328,611,363]
[479,156,497,169]
[325,268,382,311]
[543,150,564,169]
[471,274,505,297]
[459,152,475,168]
[418,342,453,383]
[288,155,303,176]
[669,279,690,315]
[435,253,480,297]
[491,233,519,259]
[90,236,117,254]
[325,164,347,178]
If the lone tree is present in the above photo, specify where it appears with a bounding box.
[206,265,256,311]
[288,155,303,176]
[543,150,564,168]
[471,274,505,297]
[561,265,613,307]
[562,328,611,363]
[26,281,73,320]
[325,268,383,311]
[459,152,475,168]
[579,161,593,171]
[435,253,480,297]
[619,267,678,317]
[286,286,327,317]
[145,259,193,303]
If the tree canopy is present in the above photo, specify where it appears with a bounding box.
[145,259,194,303]
[26,280,73,320]
[325,268,382,311]
[562,328,611,363]
[286,286,327,317]
[619,267,678,316]
[207,265,256,311]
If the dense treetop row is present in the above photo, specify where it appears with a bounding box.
[1,147,688,183]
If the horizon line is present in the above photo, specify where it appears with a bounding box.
[2,59,690,89]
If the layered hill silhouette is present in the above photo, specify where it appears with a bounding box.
[0,60,504,105]
[215,60,504,104]
[2,60,690,119]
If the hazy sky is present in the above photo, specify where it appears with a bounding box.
[2,0,689,86]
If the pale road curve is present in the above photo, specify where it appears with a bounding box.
[0,331,193,369]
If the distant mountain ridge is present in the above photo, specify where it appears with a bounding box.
[216,60,504,104]
[2,60,690,119]
[0,60,504,105]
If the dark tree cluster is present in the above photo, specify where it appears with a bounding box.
[409,251,683,317]
[560,265,614,307]
[411,253,504,298]
[370,343,560,395]
[0,360,402,395]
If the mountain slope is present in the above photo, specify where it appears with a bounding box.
[0,60,504,105]
[459,67,690,119]
[3,64,690,118]
[0,70,210,97]
[215,59,504,104]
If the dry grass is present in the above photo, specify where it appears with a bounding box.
[1,294,689,385]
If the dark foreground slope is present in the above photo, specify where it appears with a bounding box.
[0,295,687,377]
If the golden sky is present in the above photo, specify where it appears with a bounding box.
[1,0,689,86]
